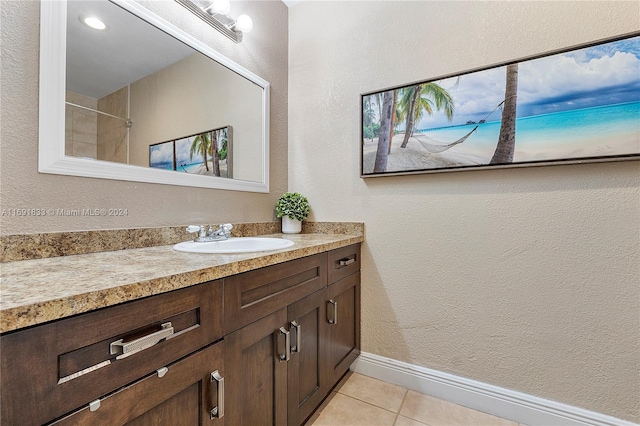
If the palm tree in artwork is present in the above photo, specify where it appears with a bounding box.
[363,97,376,143]
[399,83,455,148]
[373,90,394,173]
[218,128,229,161]
[190,132,211,172]
[490,63,518,164]
[211,131,220,177]
[387,90,399,154]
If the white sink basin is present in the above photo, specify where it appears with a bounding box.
[173,237,294,254]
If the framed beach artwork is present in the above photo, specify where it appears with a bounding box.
[361,32,640,177]
[149,126,233,178]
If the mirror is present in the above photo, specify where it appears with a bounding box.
[39,0,269,192]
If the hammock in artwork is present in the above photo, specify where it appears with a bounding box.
[408,98,509,154]
[411,126,479,153]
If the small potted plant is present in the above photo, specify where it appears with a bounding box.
[276,192,310,234]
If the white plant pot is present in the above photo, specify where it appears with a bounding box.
[281,216,302,234]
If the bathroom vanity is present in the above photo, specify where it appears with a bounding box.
[0,229,362,426]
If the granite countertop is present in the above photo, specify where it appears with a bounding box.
[0,232,363,333]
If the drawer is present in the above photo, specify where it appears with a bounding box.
[0,281,222,426]
[224,253,327,333]
[51,341,224,425]
[327,244,361,284]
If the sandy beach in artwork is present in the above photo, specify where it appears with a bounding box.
[363,125,639,174]
[513,132,639,163]
[362,133,488,174]
[180,159,229,177]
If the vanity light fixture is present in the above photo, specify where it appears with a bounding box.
[175,0,253,43]
[206,0,230,15]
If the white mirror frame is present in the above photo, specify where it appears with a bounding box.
[39,0,270,193]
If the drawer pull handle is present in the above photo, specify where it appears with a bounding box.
[328,300,338,324]
[157,367,168,378]
[277,327,291,362]
[290,321,301,353]
[89,399,101,412]
[338,257,355,267]
[210,370,224,419]
[110,322,174,356]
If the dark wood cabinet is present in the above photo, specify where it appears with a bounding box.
[1,244,360,426]
[0,281,223,425]
[326,271,361,384]
[224,253,327,334]
[51,341,225,426]
[287,289,330,426]
[224,309,288,426]
[225,244,361,426]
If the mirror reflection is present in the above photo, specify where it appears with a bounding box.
[65,0,263,182]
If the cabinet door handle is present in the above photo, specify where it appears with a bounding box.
[277,327,291,362]
[338,257,355,267]
[210,370,224,419]
[290,321,301,353]
[110,322,174,356]
[328,300,338,324]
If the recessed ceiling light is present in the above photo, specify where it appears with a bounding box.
[81,15,107,30]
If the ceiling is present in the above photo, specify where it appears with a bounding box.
[66,1,194,99]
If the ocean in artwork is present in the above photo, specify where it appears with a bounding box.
[415,101,640,164]
[176,161,203,173]
[151,161,174,170]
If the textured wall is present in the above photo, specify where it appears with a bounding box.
[289,1,640,421]
[128,52,263,182]
[0,0,288,234]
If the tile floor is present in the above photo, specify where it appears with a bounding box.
[306,372,522,426]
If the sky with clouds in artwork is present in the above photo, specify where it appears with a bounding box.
[408,36,640,130]
[149,141,173,166]
[175,136,205,166]
[149,136,206,169]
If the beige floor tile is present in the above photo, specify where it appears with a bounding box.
[304,392,339,426]
[309,393,397,426]
[338,373,408,413]
[394,415,428,426]
[332,371,354,394]
[400,391,517,426]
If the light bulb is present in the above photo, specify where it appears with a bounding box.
[82,16,106,30]
[234,14,253,33]
[208,0,230,15]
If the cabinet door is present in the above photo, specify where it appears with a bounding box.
[326,271,361,383]
[51,341,225,426]
[225,309,288,426]
[287,289,329,426]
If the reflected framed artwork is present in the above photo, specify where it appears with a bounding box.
[150,126,233,178]
[361,32,640,177]
[149,141,175,171]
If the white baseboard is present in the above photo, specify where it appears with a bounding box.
[351,352,637,426]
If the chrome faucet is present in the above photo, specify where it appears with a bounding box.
[186,224,233,242]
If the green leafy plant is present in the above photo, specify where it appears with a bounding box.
[275,192,310,222]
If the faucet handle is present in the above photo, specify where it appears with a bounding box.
[220,223,233,237]
[186,225,201,233]
[186,225,203,234]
